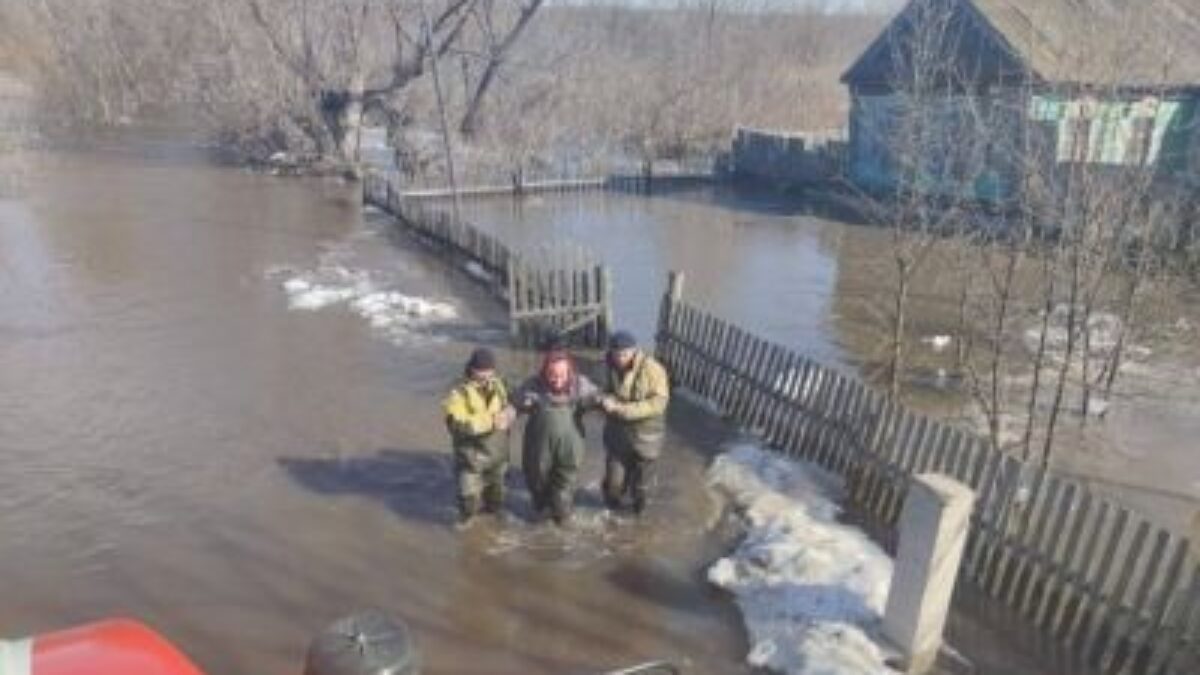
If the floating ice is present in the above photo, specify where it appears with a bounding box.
[921,335,953,352]
[707,443,898,675]
[278,263,457,344]
[463,261,494,284]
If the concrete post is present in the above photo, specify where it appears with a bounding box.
[666,270,685,304]
[883,473,976,674]
[1189,509,1200,559]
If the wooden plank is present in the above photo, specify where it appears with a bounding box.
[830,376,863,474]
[1017,478,1071,618]
[978,456,1030,595]
[964,448,1006,581]
[735,332,765,427]
[910,422,945,477]
[1062,499,1117,642]
[1115,533,1187,674]
[760,343,789,436]
[811,369,844,465]
[816,375,850,471]
[691,309,705,396]
[739,333,768,427]
[762,349,795,447]
[682,305,704,394]
[711,318,737,410]
[735,335,768,429]
[992,466,1048,602]
[1013,475,1063,610]
[756,344,786,445]
[698,310,722,402]
[1077,508,1138,657]
[1032,483,1082,628]
[798,367,836,462]
[872,409,914,522]
[889,415,932,521]
[836,383,868,477]
[1087,517,1153,666]
[1148,565,1200,675]
[780,360,816,459]
[1044,489,1095,634]
[1175,588,1200,674]
[950,432,979,486]
[700,309,722,398]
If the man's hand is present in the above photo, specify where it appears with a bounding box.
[493,407,515,431]
[600,396,619,414]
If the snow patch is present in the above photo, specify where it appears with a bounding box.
[707,443,898,675]
[921,335,953,352]
[1024,306,1125,357]
[278,264,457,344]
[463,261,495,284]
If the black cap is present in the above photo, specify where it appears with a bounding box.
[609,330,637,350]
[466,347,497,372]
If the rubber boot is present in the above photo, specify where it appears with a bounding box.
[457,494,481,527]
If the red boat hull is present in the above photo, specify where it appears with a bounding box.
[3,619,205,675]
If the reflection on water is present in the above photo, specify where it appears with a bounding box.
[0,146,749,674]
[460,186,863,367]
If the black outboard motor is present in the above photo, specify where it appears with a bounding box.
[304,610,420,675]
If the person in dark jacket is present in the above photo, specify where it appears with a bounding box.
[442,348,513,524]
[600,331,670,515]
[508,348,600,526]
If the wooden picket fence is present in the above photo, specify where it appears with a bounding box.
[363,171,611,347]
[653,272,1199,675]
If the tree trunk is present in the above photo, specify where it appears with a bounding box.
[459,0,544,137]
[1021,257,1055,462]
[890,265,909,401]
[1041,238,1081,468]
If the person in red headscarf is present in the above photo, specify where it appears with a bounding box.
[506,346,601,526]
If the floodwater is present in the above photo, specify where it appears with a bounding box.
[0,144,755,673]
[458,188,1200,533]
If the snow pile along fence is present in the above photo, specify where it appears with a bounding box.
[654,271,1200,675]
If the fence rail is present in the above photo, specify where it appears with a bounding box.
[653,271,1199,675]
[363,171,611,347]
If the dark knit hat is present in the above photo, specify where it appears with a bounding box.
[466,347,497,373]
[609,330,637,350]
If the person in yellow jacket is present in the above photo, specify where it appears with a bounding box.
[443,347,514,524]
[599,331,670,515]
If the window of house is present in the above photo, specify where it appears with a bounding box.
[1066,116,1093,163]
[1128,116,1155,166]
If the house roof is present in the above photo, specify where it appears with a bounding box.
[843,0,1200,89]
[973,0,1200,86]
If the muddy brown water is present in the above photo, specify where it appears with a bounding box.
[0,138,1148,675]
[458,189,1200,534]
[0,145,756,674]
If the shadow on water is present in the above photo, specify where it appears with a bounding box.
[278,448,556,526]
[278,449,460,527]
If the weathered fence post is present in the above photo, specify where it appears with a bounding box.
[883,474,976,673]
[657,271,685,360]
[599,265,613,343]
[507,257,520,342]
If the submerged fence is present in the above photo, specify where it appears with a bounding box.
[653,272,1199,675]
[363,171,611,347]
